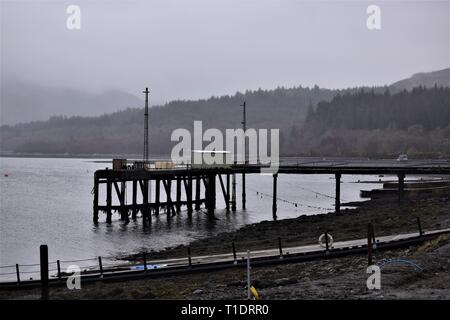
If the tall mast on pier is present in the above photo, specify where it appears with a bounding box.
[143,87,150,163]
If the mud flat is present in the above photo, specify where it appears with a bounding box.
[121,194,450,261]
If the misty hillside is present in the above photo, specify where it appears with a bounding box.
[0,77,142,125]
[389,68,450,92]
[0,69,449,157]
[0,86,337,155]
[290,86,450,158]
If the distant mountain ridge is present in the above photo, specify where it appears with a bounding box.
[389,68,450,92]
[1,68,449,126]
[0,68,449,156]
[0,77,142,125]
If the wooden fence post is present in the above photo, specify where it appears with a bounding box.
[40,245,49,300]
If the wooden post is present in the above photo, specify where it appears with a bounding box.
[144,180,152,223]
[232,242,237,263]
[132,180,138,219]
[212,175,216,210]
[93,174,99,223]
[204,176,211,214]
[272,173,278,220]
[57,260,61,281]
[187,175,193,216]
[203,176,208,204]
[324,231,329,251]
[40,245,49,300]
[143,252,147,271]
[206,174,216,215]
[335,173,341,214]
[231,172,237,212]
[398,173,405,202]
[278,237,283,259]
[155,178,160,215]
[106,180,112,223]
[163,179,175,217]
[113,182,123,220]
[226,174,230,212]
[417,217,424,236]
[219,174,229,211]
[367,223,373,266]
[98,256,103,276]
[247,250,251,300]
[141,180,149,225]
[121,181,128,222]
[168,178,176,216]
[15,264,20,284]
[195,177,201,210]
[187,247,192,267]
[371,224,376,248]
[146,180,151,225]
[176,176,181,213]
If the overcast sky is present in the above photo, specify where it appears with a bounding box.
[1,0,449,104]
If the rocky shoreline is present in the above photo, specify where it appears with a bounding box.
[121,194,450,262]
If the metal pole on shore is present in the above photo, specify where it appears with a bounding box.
[247,250,251,300]
[241,101,247,210]
[143,87,150,164]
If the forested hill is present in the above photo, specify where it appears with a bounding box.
[306,86,450,131]
[1,69,448,157]
[390,68,450,92]
[292,86,450,157]
[0,86,338,155]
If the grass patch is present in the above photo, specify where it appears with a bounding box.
[416,233,450,254]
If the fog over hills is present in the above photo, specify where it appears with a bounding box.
[0,76,142,125]
[1,68,448,126]
[389,68,450,92]
[0,68,449,157]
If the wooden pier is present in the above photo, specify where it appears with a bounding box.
[93,166,236,224]
[93,160,450,224]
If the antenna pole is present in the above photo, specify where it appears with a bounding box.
[241,101,246,209]
[143,87,150,164]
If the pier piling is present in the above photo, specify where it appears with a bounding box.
[335,173,341,214]
[132,180,137,219]
[231,173,237,212]
[106,181,112,223]
[195,177,201,210]
[155,178,160,215]
[176,176,181,213]
[93,173,99,223]
[226,174,230,211]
